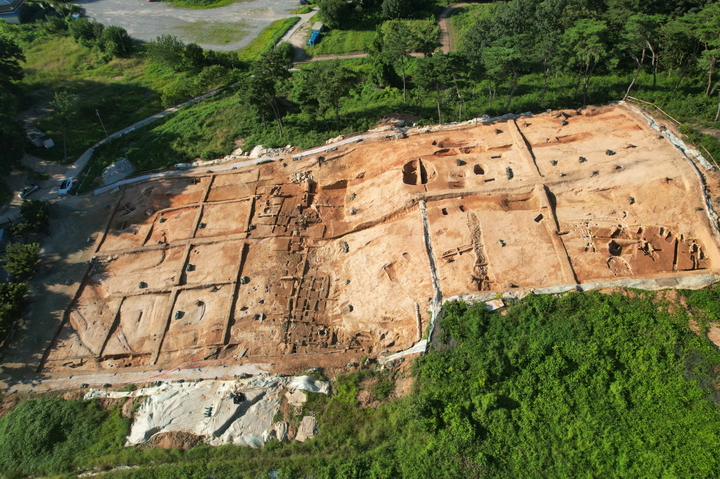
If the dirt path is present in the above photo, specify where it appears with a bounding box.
[438,3,469,53]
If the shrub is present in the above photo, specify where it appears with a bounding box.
[3,242,40,280]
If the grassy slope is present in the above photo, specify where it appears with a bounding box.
[20,35,176,164]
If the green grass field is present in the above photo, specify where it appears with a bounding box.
[163,0,253,9]
[237,17,300,61]
[174,20,249,44]
[305,28,377,56]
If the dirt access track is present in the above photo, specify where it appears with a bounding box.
[38,103,720,376]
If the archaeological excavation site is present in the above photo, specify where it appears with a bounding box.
[40,103,720,375]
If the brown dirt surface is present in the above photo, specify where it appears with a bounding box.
[147,431,204,450]
[97,397,126,410]
[707,324,720,348]
[122,397,138,418]
[62,389,86,401]
[357,388,379,408]
[393,376,415,398]
[5,103,720,392]
[0,393,21,418]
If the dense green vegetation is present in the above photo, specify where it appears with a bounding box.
[4,288,720,478]
[0,399,130,477]
[447,3,498,49]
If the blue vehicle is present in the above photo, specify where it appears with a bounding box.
[307,22,324,46]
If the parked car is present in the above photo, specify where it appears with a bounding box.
[300,0,310,4]
[18,184,40,199]
[59,178,76,195]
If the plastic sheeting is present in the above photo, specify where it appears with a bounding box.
[86,375,329,447]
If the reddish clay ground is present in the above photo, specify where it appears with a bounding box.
[38,103,720,375]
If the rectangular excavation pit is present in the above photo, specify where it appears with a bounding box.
[103,293,172,357]
[194,200,251,239]
[148,206,200,245]
[228,314,287,356]
[99,179,210,252]
[162,287,234,351]
[205,171,258,202]
[183,241,244,285]
[96,247,186,294]
[477,208,567,288]
[43,290,124,369]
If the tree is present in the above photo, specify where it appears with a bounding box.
[68,18,105,48]
[303,61,358,130]
[461,16,494,86]
[660,16,701,91]
[67,18,96,46]
[0,34,25,89]
[446,52,469,119]
[318,0,349,29]
[483,35,525,113]
[182,43,206,71]
[562,19,611,106]
[415,52,451,124]
[102,25,133,58]
[3,243,40,281]
[688,3,720,96]
[0,35,25,172]
[148,35,186,71]
[0,282,26,335]
[196,65,229,90]
[381,0,413,20]
[50,90,78,162]
[379,21,414,102]
[620,14,663,99]
[10,200,49,238]
[248,50,292,137]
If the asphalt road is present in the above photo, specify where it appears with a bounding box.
[76,0,304,51]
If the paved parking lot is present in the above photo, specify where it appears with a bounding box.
[77,0,303,51]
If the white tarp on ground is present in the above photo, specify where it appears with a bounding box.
[85,375,329,447]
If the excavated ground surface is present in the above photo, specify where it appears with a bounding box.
[39,104,720,375]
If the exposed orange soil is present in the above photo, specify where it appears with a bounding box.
[37,104,720,376]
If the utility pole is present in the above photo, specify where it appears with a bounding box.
[96,109,111,144]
